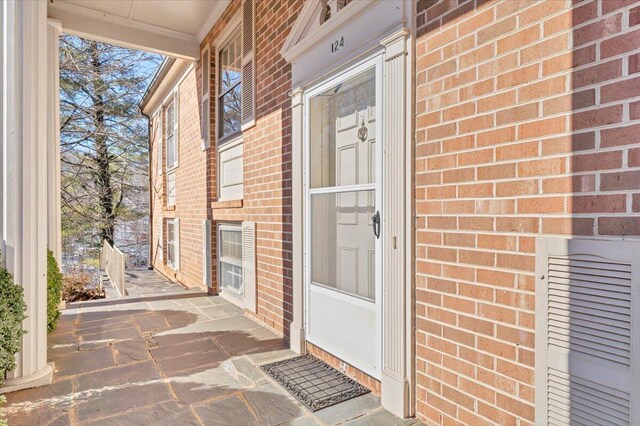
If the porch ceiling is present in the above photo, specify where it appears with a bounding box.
[47,0,231,60]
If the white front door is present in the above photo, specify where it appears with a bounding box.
[305,56,383,379]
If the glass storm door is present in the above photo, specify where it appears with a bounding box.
[305,56,383,379]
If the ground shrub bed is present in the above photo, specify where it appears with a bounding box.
[63,267,105,302]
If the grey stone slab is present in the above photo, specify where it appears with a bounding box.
[231,356,270,386]
[150,337,220,360]
[282,416,323,426]
[54,346,115,377]
[343,409,423,426]
[145,299,185,311]
[47,413,72,426]
[204,314,264,333]
[312,394,381,425]
[215,326,289,356]
[2,381,74,426]
[186,296,220,307]
[48,334,80,361]
[198,303,243,320]
[79,326,143,346]
[246,348,297,365]
[75,360,161,392]
[132,312,170,332]
[149,321,228,348]
[112,338,151,364]
[87,400,200,426]
[243,383,306,425]
[166,361,244,405]
[164,310,208,328]
[77,310,133,323]
[155,348,229,375]
[49,315,77,335]
[74,317,134,334]
[194,394,259,426]
[75,381,173,422]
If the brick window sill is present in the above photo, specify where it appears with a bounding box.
[164,205,176,212]
[211,199,243,209]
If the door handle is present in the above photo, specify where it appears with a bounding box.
[372,210,381,239]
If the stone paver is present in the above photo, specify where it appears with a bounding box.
[123,268,187,296]
[2,294,423,425]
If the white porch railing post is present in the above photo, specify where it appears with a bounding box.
[0,0,54,393]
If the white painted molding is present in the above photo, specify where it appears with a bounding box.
[47,2,199,59]
[290,86,306,354]
[381,28,409,61]
[196,0,231,43]
[380,27,411,419]
[280,0,379,63]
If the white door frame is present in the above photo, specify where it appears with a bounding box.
[283,2,414,417]
[303,53,384,380]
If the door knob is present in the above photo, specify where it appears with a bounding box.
[372,211,381,239]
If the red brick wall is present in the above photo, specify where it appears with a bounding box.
[415,0,640,424]
[149,65,209,290]
[198,0,303,335]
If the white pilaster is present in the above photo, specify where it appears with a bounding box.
[47,19,62,264]
[1,0,53,393]
[290,87,306,354]
[380,28,411,418]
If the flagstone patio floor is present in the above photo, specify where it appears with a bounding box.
[3,293,422,425]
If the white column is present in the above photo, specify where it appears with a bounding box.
[1,0,53,393]
[290,87,305,354]
[380,28,411,418]
[47,19,62,264]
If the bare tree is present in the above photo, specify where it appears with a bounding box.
[59,35,161,262]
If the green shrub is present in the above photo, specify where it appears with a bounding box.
[47,250,63,331]
[0,258,26,387]
[0,394,6,426]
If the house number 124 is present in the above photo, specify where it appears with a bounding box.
[331,37,345,53]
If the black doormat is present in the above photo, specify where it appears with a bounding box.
[261,354,370,411]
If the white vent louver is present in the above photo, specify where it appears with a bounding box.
[536,238,639,426]
[242,221,257,313]
[201,48,210,150]
[203,220,211,288]
[241,0,255,126]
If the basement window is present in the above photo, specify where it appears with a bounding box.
[218,223,243,303]
[167,218,179,270]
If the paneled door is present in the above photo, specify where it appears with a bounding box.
[305,56,383,379]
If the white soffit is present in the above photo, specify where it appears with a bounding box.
[47,0,231,60]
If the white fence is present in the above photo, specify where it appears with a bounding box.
[100,240,127,296]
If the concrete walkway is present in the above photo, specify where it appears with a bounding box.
[2,294,421,425]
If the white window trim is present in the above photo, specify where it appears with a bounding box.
[216,25,243,144]
[201,46,211,151]
[213,11,245,201]
[166,170,177,207]
[153,110,163,178]
[167,218,180,270]
[165,92,179,172]
[217,222,243,305]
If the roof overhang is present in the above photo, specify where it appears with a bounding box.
[47,0,231,60]
[140,58,191,115]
